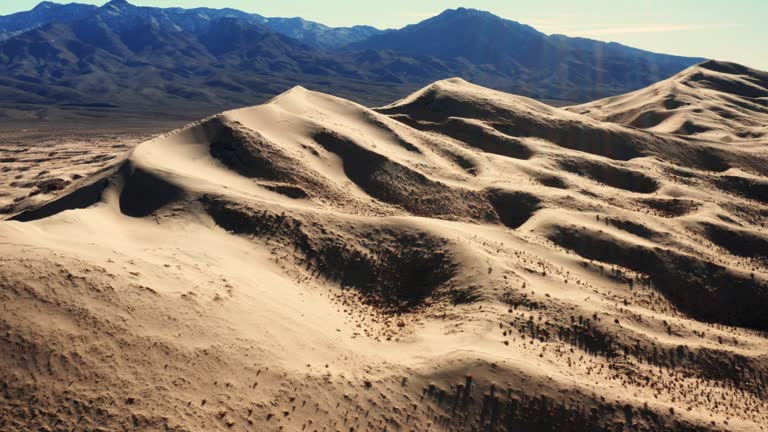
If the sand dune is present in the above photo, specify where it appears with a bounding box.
[569,60,768,143]
[1,63,767,431]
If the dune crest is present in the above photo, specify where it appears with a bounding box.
[569,60,768,143]
[2,67,768,432]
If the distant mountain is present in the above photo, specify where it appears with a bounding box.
[0,1,381,48]
[88,0,377,49]
[0,0,373,112]
[348,8,546,64]
[0,2,707,123]
[348,8,705,101]
[262,18,384,49]
[0,1,96,40]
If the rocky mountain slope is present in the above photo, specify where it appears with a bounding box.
[0,0,382,48]
[348,8,702,101]
[1,61,766,432]
[0,1,96,40]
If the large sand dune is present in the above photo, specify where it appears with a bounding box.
[569,60,768,143]
[1,61,767,431]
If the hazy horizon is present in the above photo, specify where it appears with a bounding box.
[1,0,766,71]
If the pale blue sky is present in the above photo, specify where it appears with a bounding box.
[2,0,766,70]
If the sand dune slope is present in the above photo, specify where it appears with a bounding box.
[569,60,768,143]
[1,68,768,432]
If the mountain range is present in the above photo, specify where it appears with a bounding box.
[0,0,384,48]
[0,0,705,124]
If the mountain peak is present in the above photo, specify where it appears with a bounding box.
[32,1,58,10]
[451,7,488,14]
[437,7,498,20]
[103,0,135,10]
[394,7,536,38]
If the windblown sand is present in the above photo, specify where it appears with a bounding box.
[1,60,767,432]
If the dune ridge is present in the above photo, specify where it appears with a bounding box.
[569,60,768,143]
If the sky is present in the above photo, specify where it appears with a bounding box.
[2,0,766,70]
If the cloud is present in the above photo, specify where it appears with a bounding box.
[540,23,742,36]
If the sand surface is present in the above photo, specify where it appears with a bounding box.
[0,126,178,216]
[1,61,767,432]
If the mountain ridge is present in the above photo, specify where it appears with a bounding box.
[0,1,706,124]
[0,0,385,49]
